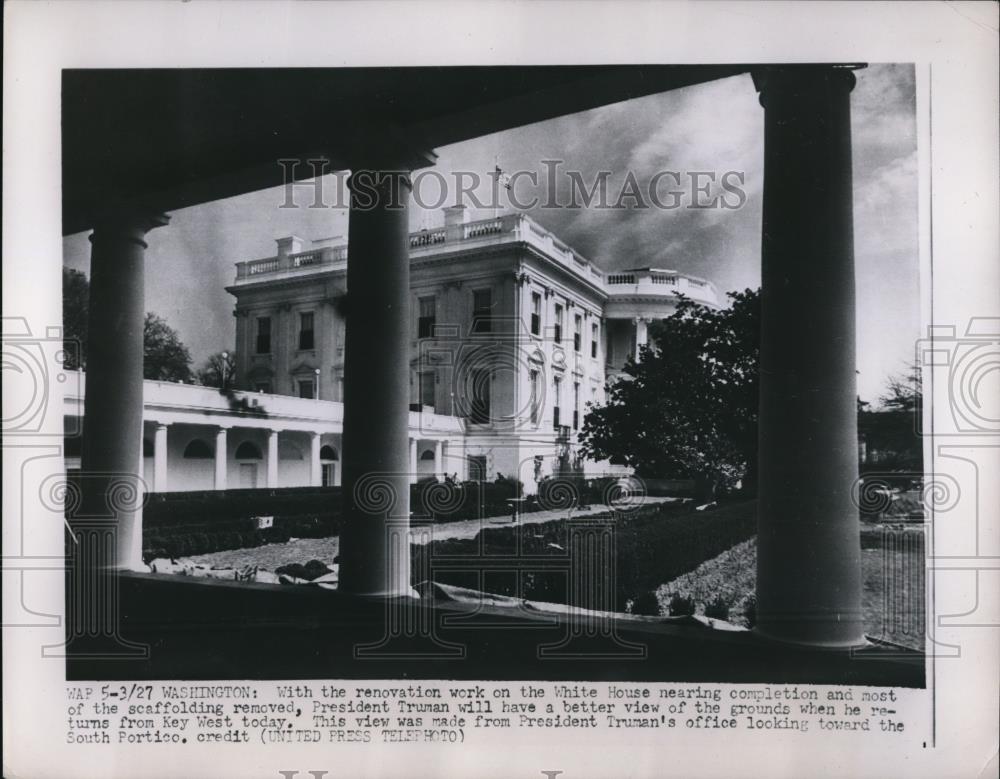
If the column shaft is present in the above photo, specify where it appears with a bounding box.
[409,438,418,485]
[267,430,279,488]
[754,67,864,647]
[214,428,228,491]
[153,424,169,493]
[434,440,444,481]
[338,170,414,596]
[310,433,322,487]
[79,210,168,570]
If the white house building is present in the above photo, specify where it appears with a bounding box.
[64,206,719,494]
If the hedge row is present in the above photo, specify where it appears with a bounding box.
[414,499,757,612]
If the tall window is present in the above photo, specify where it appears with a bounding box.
[255,316,271,354]
[418,295,436,338]
[419,371,435,409]
[298,311,314,350]
[298,379,315,399]
[529,369,541,424]
[573,381,580,429]
[554,304,563,344]
[530,292,541,336]
[468,455,488,482]
[591,322,599,358]
[573,314,582,352]
[470,368,491,424]
[472,289,493,333]
[552,376,562,429]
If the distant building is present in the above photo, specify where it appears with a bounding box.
[65,207,719,494]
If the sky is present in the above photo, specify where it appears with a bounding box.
[63,65,919,404]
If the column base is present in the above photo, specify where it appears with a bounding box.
[752,623,869,651]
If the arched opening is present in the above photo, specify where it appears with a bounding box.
[320,444,340,487]
[234,441,263,460]
[182,439,212,459]
[320,445,339,461]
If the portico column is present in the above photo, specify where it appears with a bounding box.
[153,423,170,493]
[753,66,864,647]
[310,432,322,487]
[79,208,169,570]
[633,317,648,361]
[214,427,229,491]
[409,438,418,484]
[435,440,445,481]
[267,429,280,488]
[339,167,423,597]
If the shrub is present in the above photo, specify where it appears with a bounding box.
[704,595,731,621]
[630,590,661,616]
[668,593,696,617]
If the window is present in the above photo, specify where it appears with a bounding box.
[470,368,491,424]
[298,379,315,399]
[591,323,599,358]
[298,311,314,350]
[472,289,492,333]
[468,455,488,482]
[419,371,435,409]
[530,292,541,336]
[320,445,339,461]
[573,314,582,352]
[529,369,541,424]
[418,295,436,338]
[552,376,561,429]
[553,304,563,344]
[255,317,271,354]
[573,381,580,429]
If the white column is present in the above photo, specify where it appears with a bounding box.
[633,317,648,362]
[153,423,169,493]
[214,427,228,491]
[440,441,449,480]
[409,438,418,484]
[434,439,444,481]
[310,432,322,487]
[267,429,280,488]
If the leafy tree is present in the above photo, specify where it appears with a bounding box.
[62,270,194,382]
[143,312,193,382]
[62,267,89,369]
[197,350,236,389]
[858,364,923,471]
[579,289,760,500]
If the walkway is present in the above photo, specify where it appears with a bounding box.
[181,497,678,571]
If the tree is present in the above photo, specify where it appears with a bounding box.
[143,312,193,382]
[197,350,236,389]
[858,365,923,471]
[579,289,760,499]
[62,270,195,381]
[62,267,89,369]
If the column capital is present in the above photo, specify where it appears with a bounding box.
[216,424,231,433]
[89,206,170,249]
[751,65,860,108]
[154,421,171,430]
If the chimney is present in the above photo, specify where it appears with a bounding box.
[276,235,304,259]
[443,205,469,240]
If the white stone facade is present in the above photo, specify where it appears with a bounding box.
[65,208,718,494]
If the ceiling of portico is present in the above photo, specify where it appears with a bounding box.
[62,65,749,235]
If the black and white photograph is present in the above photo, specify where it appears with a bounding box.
[3,2,998,778]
